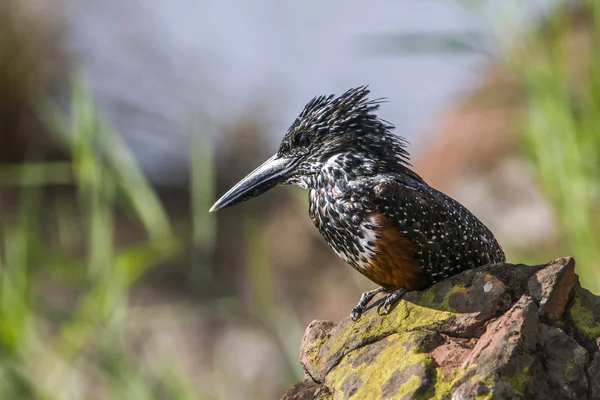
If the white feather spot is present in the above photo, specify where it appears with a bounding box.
[354,215,380,271]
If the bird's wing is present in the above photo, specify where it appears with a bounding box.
[371,178,484,282]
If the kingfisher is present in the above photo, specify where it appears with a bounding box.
[210,87,505,320]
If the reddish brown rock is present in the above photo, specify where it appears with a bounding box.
[528,257,577,324]
[283,257,600,400]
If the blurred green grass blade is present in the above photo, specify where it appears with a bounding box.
[190,121,217,288]
[244,212,274,316]
[0,365,42,399]
[42,78,172,240]
[0,228,30,353]
[67,80,117,278]
[0,163,72,186]
[112,232,181,284]
[53,234,181,359]
[69,79,102,200]
[0,168,44,355]
[511,2,600,292]
[87,172,115,279]
[98,121,172,240]
[158,363,202,400]
[190,121,215,251]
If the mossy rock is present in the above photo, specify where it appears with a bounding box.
[283,258,600,400]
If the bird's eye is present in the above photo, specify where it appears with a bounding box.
[298,135,310,146]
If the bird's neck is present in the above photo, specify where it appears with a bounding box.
[296,152,370,190]
[299,151,422,190]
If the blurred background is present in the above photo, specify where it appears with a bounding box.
[0,0,598,398]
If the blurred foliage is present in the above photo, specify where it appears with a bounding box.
[0,2,303,396]
[0,75,304,398]
[0,81,191,398]
[510,0,600,293]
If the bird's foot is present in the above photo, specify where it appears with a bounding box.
[377,288,408,315]
[350,287,385,321]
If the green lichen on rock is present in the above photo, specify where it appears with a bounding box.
[377,294,455,331]
[565,360,576,381]
[301,290,460,382]
[285,258,600,400]
[569,295,600,340]
[304,335,328,364]
[501,365,531,397]
[395,375,420,399]
[325,333,434,399]
[419,366,464,399]
[418,281,466,312]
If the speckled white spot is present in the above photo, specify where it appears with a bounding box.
[354,215,380,271]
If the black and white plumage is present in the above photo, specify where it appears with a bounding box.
[210,86,506,320]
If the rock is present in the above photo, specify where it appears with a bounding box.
[283,257,600,400]
[568,286,600,352]
[589,352,600,399]
[282,380,332,400]
[528,257,578,324]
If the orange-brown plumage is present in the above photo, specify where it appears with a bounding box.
[362,213,431,291]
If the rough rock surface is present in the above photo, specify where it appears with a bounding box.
[282,258,600,400]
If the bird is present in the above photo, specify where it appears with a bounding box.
[210,86,506,320]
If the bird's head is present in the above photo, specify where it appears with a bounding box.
[210,86,414,212]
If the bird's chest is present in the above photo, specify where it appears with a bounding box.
[306,175,432,291]
[308,180,376,269]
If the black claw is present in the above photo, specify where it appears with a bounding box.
[376,288,408,316]
[377,299,392,315]
[350,306,364,321]
[350,287,385,321]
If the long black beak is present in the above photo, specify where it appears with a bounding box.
[209,154,296,212]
